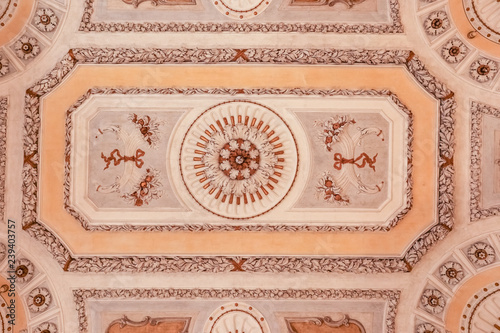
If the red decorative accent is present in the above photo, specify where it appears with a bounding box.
[130,113,158,146]
[333,152,378,171]
[440,154,453,169]
[101,149,145,170]
[125,169,156,206]
[322,118,356,151]
[232,49,249,62]
[228,258,247,271]
[321,178,349,203]
[23,151,37,168]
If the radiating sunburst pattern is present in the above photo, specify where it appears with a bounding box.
[180,100,298,219]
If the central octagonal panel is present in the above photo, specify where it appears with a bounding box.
[66,90,411,229]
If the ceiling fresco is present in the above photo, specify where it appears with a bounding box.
[0,0,500,332]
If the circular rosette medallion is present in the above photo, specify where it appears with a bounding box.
[180,101,298,219]
[213,0,271,20]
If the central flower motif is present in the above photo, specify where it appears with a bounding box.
[220,139,260,179]
[16,265,28,278]
[34,294,46,306]
[14,35,41,60]
[421,289,446,314]
[203,124,278,197]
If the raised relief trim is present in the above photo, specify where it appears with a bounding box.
[285,315,366,333]
[105,315,191,333]
[470,101,500,220]
[22,48,455,273]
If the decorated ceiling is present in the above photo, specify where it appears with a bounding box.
[0,0,500,332]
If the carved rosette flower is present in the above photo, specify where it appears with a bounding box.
[14,35,41,60]
[438,261,464,285]
[27,287,52,313]
[316,172,349,205]
[469,58,498,83]
[466,242,496,266]
[34,8,59,32]
[0,55,9,77]
[416,323,438,333]
[203,125,277,197]
[15,258,35,284]
[441,39,468,64]
[420,289,446,314]
[424,11,450,36]
[34,322,58,333]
